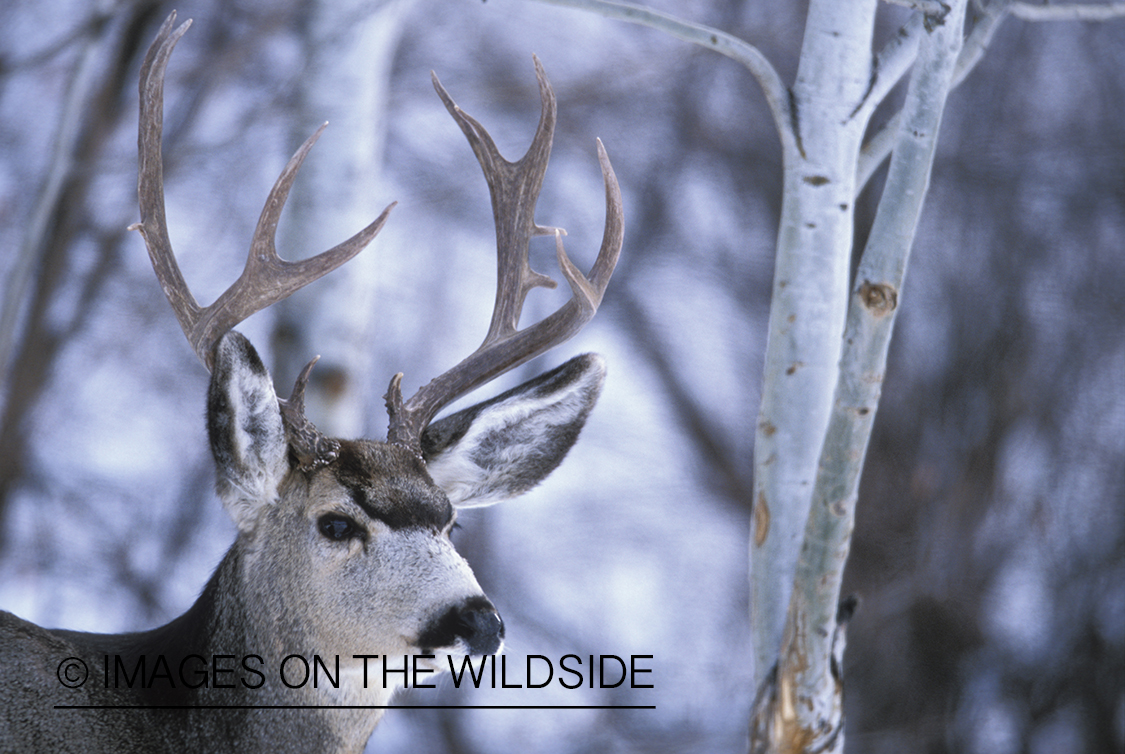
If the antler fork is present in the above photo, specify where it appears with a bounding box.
[132,13,623,465]
[130,12,394,468]
[385,57,624,450]
[129,12,394,373]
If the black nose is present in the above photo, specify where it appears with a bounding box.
[458,601,504,655]
[418,595,505,656]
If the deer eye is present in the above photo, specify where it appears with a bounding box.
[318,514,363,542]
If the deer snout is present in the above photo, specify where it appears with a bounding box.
[417,595,504,656]
[458,600,504,655]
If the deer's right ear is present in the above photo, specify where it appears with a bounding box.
[207,332,289,531]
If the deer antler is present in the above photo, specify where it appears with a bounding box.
[385,57,624,450]
[130,12,394,467]
[130,12,394,371]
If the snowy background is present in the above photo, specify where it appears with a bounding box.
[0,1,1122,752]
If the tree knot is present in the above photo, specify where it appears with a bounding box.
[858,280,898,315]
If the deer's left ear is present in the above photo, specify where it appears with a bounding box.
[421,354,605,507]
[207,332,289,530]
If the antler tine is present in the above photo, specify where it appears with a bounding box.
[129,11,395,371]
[131,13,197,348]
[431,55,560,343]
[385,58,624,449]
[280,355,341,470]
[194,126,396,370]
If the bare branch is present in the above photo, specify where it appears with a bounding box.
[954,0,1016,86]
[1011,1,1125,19]
[0,5,118,384]
[857,0,1012,193]
[750,0,882,698]
[852,13,924,124]
[857,111,901,189]
[531,0,798,160]
[764,2,969,749]
[882,0,950,12]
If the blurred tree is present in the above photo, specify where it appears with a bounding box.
[537,0,1123,751]
[0,1,1121,753]
[272,0,416,439]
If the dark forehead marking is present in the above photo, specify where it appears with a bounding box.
[331,440,453,530]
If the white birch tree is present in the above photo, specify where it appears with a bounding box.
[0,1,1118,751]
[533,0,1125,751]
[273,0,417,438]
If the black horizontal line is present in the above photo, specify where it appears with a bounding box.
[53,704,656,710]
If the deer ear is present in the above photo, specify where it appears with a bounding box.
[207,332,289,530]
[421,354,605,508]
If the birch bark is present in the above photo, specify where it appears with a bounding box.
[473,0,1113,750]
[755,3,969,751]
[273,0,416,438]
[749,0,876,694]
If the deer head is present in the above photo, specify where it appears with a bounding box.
[129,8,621,715]
[0,11,622,750]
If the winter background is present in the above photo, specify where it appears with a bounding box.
[0,1,1122,752]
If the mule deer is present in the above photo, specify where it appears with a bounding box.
[0,12,622,753]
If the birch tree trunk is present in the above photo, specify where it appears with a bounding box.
[748,0,876,697]
[752,3,968,751]
[511,0,1121,750]
[273,0,416,438]
[529,2,971,750]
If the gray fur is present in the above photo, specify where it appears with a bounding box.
[0,335,606,753]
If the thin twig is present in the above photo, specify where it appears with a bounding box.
[1010,1,1125,20]
[856,0,1013,194]
[857,112,901,190]
[853,13,924,124]
[882,0,950,12]
[952,0,1015,86]
[532,0,797,158]
[0,3,122,386]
